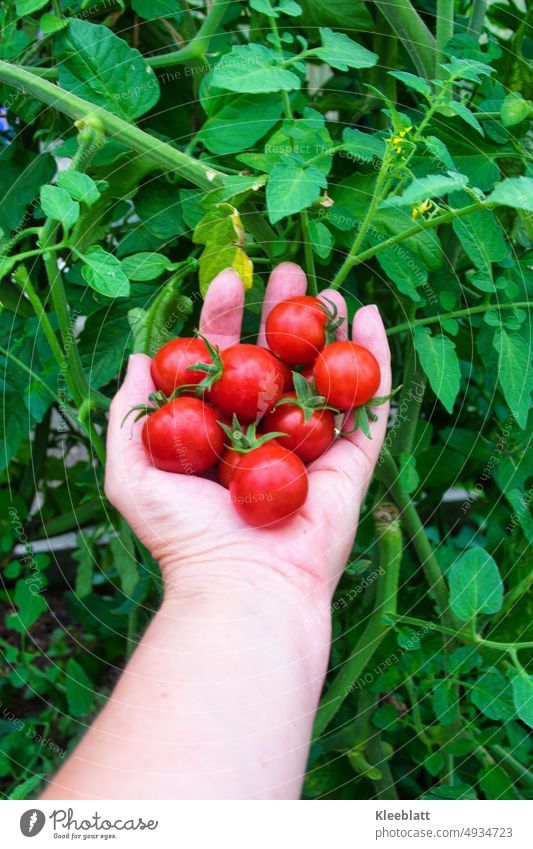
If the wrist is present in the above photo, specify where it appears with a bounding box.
[160,559,333,692]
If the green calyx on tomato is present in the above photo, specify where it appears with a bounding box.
[218,414,287,454]
[275,371,339,424]
[121,389,173,426]
[319,296,345,345]
[342,386,402,440]
[186,333,225,394]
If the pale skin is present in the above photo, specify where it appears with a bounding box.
[42,262,391,800]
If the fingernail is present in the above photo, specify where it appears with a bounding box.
[368,304,379,312]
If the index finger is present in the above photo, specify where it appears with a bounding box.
[198,268,245,349]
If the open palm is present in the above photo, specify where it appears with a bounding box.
[105,262,391,601]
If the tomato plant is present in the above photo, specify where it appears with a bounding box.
[0,0,532,802]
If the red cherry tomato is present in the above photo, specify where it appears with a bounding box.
[208,344,284,422]
[313,341,380,410]
[230,442,308,527]
[142,397,224,474]
[218,448,242,489]
[265,296,329,365]
[301,365,315,383]
[260,393,336,463]
[151,337,211,396]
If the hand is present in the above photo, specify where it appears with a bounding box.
[105,262,391,610]
[43,263,392,801]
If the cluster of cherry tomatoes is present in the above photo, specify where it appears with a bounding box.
[130,296,381,527]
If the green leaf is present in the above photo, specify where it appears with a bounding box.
[65,658,94,718]
[432,680,456,726]
[198,93,284,155]
[40,185,79,229]
[471,669,515,721]
[5,579,47,633]
[341,127,385,162]
[492,329,533,430]
[80,245,131,298]
[312,27,378,71]
[450,101,484,135]
[511,671,533,729]
[307,219,333,259]
[131,0,182,20]
[424,784,477,800]
[375,242,425,302]
[449,547,504,622]
[211,44,301,93]
[388,70,431,98]
[251,0,302,15]
[135,181,184,239]
[413,327,461,413]
[193,203,253,295]
[0,145,55,233]
[384,172,468,208]
[110,521,139,596]
[501,93,531,127]
[441,56,495,83]
[452,207,508,288]
[478,765,519,800]
[297,0,373,32]
[56,170,102,205]
[57,20,160,120]
[39,12,68,33]
[120,252,172,281]
[9,775,43,800]
[267,159,327,224]
[487,178,533,213]
[16,0,48,13]
[423,136,455,170]
[424,751,444,777]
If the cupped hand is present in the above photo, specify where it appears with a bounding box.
[105,262,391,603]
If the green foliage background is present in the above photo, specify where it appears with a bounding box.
[0,0,532,800]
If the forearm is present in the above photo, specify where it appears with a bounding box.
[42,569,331,800]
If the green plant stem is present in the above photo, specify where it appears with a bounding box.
[148,0,229,67]
[489,746,533,791]
[467,0,487,38]
[300,209,317,295]
[386,301,532,336]
[313,503,402,736]
[374,0,436,79]
[331,151,394,291]
[13,267,66,369]
[28,500,104,539]
[267,11,318,289]
[366,734,399,799]
[331,201,486,289]
[436,0,454,79]
[404,676,432,748]
[377,450,453,624]
[0,61,226,191]
[394,345,427,456]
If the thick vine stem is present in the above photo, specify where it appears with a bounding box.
[376,449,455,626]
[0,61,226,191]
[387,301,532,337]
[313,502,402,736]
[374,0,436,80]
